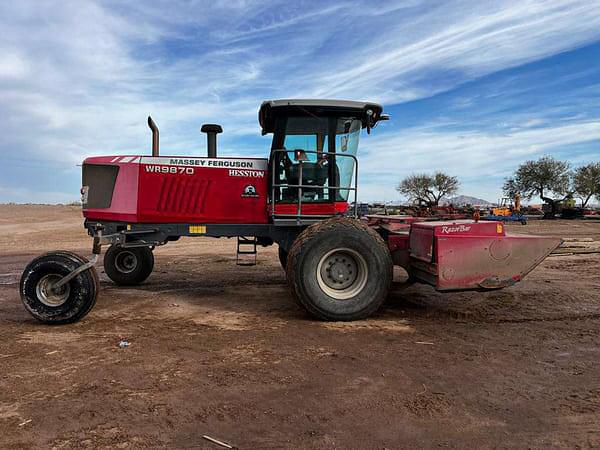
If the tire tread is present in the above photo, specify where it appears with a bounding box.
[285,217,392,321]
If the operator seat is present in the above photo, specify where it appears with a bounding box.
[285,161,328,200]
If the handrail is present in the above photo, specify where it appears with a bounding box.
[270,149,358,222]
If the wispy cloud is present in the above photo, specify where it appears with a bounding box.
[360,119,600,202]
[1,0,600,203]
[309,0,600,102]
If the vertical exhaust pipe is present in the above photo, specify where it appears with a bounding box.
[148,116,159,157]
[201,124,223,158]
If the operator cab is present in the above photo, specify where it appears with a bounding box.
[259,100,386,221]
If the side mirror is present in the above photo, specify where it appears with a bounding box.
[365,109,373,134]
[344,120,352,134]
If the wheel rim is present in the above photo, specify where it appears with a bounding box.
[316,248,368,300]
[115,250,138,274]
[36,274,70,307]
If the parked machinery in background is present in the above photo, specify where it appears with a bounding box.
[483,194,527,225]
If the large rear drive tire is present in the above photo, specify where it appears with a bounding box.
[103,245,154,286]
[286,217,393,321]
[20,251,99,324]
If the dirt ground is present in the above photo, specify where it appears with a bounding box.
[1,204,599,449]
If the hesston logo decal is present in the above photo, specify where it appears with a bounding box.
[241,184,259,198]
[228,169,265,178]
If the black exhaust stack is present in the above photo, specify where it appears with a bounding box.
[148,116,159,157]
[201,124,223,158]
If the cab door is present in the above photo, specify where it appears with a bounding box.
[270,115,358,219]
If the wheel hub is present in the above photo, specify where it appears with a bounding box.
[316,248,368,300]
[36,274,70,307]
[322,255,358,290]
[115,251,138,274]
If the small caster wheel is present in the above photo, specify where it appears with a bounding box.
[103,245,154,286]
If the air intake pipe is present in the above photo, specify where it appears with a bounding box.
[147,116,159,157]
[201,124,223,158]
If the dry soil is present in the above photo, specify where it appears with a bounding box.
[1,205,599,449]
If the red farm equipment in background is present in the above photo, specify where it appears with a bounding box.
[20,100,562,324]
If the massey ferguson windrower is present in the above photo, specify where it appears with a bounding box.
[20,100,561,323]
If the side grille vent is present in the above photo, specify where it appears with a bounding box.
[157,177,210,214]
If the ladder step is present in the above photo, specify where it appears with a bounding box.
[236,236,257,266]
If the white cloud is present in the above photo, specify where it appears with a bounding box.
[0,51,30,80]
[1,0,600,203]
[309,0,600,103]
[358,119,600,202]
[520,118,545,128]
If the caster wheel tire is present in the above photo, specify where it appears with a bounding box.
[103,245,154,286]
[20,251,98,324]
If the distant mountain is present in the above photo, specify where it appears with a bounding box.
[442,195,494,206]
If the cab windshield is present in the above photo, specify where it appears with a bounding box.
[273,116,360,203]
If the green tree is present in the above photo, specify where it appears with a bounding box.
[397,172,459,206]
[502,178,520,198]
[506,156,571,219]
[573,162,600,208]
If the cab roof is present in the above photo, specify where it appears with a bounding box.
[258,99,384,135]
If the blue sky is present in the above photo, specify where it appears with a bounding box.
[1,0,599,204]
